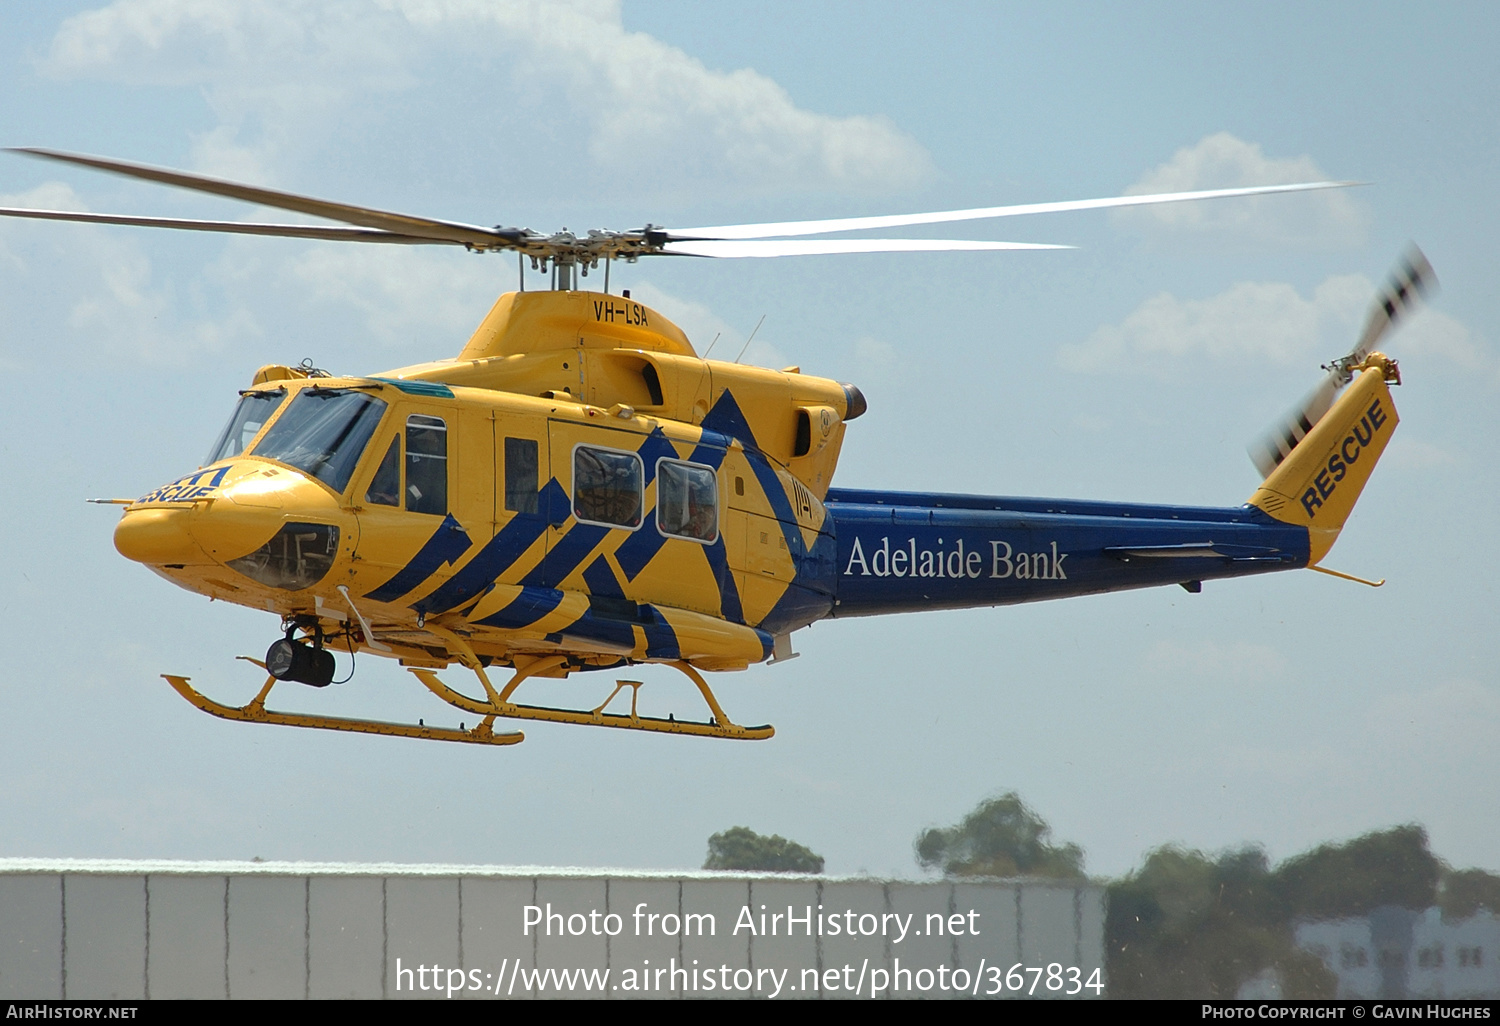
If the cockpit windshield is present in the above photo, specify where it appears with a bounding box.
[204,389,287,466]
[251,388,387,493]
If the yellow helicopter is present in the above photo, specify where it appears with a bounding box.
[0,149,1432,748]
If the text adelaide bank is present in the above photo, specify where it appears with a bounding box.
[844,536,1069,581]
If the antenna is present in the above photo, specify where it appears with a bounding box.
[734,315,766,363]
[702,332,722,358]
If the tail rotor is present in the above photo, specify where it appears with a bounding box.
[1249,247,1436,478]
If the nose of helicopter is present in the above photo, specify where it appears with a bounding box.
[115,462,355,600]
[114,507,212,565]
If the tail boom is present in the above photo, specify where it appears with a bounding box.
[824,490,1309,618]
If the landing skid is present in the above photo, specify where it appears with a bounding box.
[411,655,775,741]
[161,658,524,746]
[160,654,772,746]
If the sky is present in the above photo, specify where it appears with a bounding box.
[0,1,1496,881]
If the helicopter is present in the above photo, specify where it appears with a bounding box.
[0,148,1434,747]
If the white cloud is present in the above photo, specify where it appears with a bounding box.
[278,244,502,352]
[45,0,932,195]
[623,281,732,355]
[1114,132,1365,247]
[1062,272,1480,378]
[626,281,789,369]
[0,182,260,363]
[0,183,86,272]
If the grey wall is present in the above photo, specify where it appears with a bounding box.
[0,861,1105,1000]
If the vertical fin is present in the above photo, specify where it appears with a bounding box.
[1248,366,1399,564]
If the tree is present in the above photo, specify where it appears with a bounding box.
[914,792,1084,879]
[1107,845,1334,1000]
[1106,825,1448,999]
[703,827,824,873]
[1275,824,1439,920]
[1440,868,1500,920]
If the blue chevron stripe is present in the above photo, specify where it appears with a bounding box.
[701,535,743,624]
[523,521,609,588]
[474,586,564,630]
[411,480,565,615]
[636,427,681,486]
[640,606,680,660]
[758,582,835,637]
[582,554,625,599]
[700,389,803,556]
[363,513,473,603]
[699,388,759,451]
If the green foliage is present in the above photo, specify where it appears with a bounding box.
[703,826,824,874]
[1440,868,1500,920]
[1107,845,1334,1000]
[904,793,1489,1000]
[1275,824,1439,920]
[914,792,1084,879]
[1106,825,1449,1000]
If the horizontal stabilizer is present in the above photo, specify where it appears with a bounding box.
[1104,541,1285,560]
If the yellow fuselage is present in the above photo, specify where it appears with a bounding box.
[115,290,858,674]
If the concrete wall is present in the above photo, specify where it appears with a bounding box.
[0,860,1106,1000]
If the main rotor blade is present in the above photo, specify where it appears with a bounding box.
[670,181,1359,241]
[10,147,514,248]
[0,206,457,245]
[661,238,1071,258]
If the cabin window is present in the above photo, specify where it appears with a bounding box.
[405,414,448,515]
[204,388,286,465]
[573,445,642,529]
[364,436,401,507]
[252,389,387,494]
[656,459,718,543]
[504,436,540,515]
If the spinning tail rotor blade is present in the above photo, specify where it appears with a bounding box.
[1349,246,1437,365]
[669,181,1359,241]
[1249,373,1341,479]
[7,147,515,248]
[1248,246,1436,479]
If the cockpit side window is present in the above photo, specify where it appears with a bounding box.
[364,436,401,507]
[204,389,286,466]
[252,389,387,494]
[405,414,448,515]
